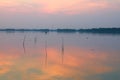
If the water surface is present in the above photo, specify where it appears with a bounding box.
[0,32,120,80]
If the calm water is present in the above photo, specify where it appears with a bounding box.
[0,32,120,80]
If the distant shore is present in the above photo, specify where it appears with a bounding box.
[0,28,120,34]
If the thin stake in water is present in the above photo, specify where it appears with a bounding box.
[45,40,48,66]
[23,35,26,54]
[34,36,37,45]
[61,37,64,64]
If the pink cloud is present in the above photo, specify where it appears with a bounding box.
[0,0,119,15]
[33,0,110,14]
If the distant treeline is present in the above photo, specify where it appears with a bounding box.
[0,28,120,34]
[78,28,120,34]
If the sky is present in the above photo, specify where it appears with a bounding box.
[0,0,120,29]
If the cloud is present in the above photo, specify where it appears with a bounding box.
[31,0,109,14]
[0,0,119,15]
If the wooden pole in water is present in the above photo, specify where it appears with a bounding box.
[61,37,64,64]
[45,40,47,66]
[34,36,37,46]
[23,35,26,54]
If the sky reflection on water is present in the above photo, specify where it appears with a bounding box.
[0,32,120,80]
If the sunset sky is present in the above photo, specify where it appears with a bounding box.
[0,0,120,29]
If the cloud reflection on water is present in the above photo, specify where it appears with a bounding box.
[0,46,119,80]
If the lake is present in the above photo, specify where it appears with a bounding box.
[0,32,120,80]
